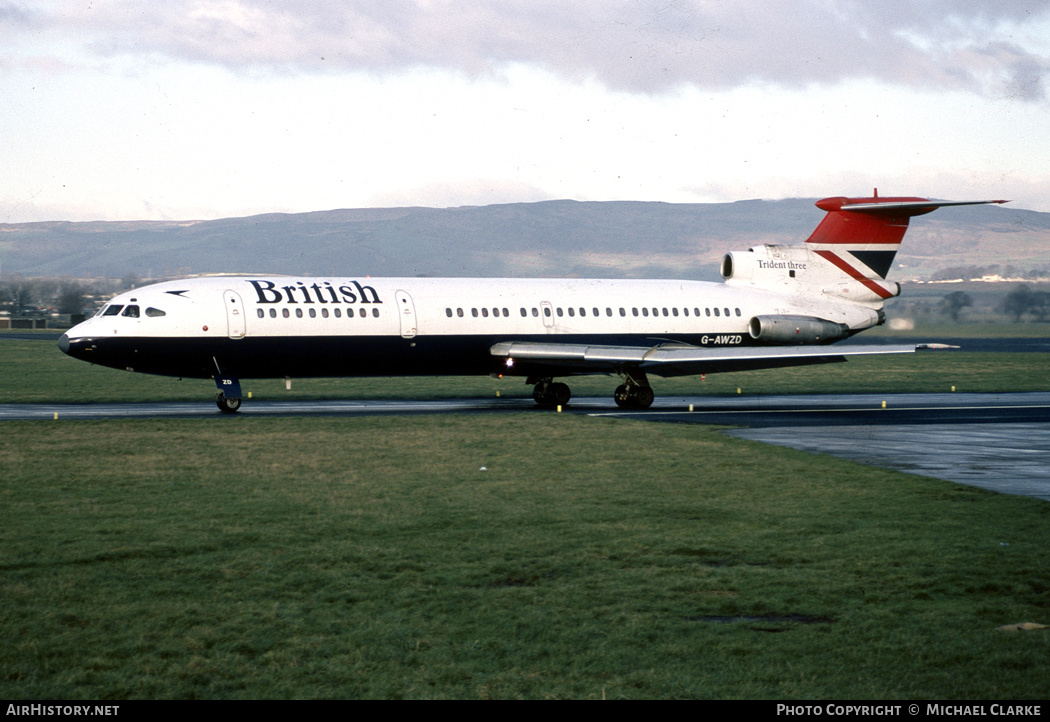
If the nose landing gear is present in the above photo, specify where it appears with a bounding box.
[214,374,243,414]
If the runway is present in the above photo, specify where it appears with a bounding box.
[3,391,1049,501]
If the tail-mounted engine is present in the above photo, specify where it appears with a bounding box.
[748,315,850,344]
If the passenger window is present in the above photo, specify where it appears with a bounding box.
[103,305,124,316]
[472,308,479,318]
[662,308,668,317]
[121,305,140,318]
[283,308,290,318]
[457,308,464,317]
[482,308,489,318]
[632,308,638,317]
[714,308,720,317]
[359,308,367,318]
[371,308,379,317]
[672,308,679,317]
[503,308,509,317]
[309,308,316,318]
[724,308,730,317]
[557,308,563,317]
[619,308,626,317]
[579,308,586,317]
[568,308,574,317]
[543,307,551,317]
[736,308,741,317]
[446,308,453,317]
[520,308,527,317]
[270,308,277,318]
[334,308,341,318]
[296,308,303,318]
[257,309,264,318]
[642,308,649,317]
[146,307,167,317]
[322,308,329,318]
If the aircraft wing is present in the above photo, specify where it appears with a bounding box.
[490,341,917,377]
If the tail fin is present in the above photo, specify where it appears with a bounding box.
[805,192,1008,288]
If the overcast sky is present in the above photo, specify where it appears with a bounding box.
[2,1,1049,222]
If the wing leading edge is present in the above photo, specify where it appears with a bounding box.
[490,341,917,378]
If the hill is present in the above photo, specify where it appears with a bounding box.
[1,199,1048,282]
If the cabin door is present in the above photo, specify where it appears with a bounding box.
[223,290,246,339]
[395,290,417,338]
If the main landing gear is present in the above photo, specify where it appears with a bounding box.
[613,369,654,410]
[529,371,655,410]
[614,383,655,410]
[532,378,572,407]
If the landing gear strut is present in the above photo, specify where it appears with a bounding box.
[531,378,572,407]
[613,370,654,409]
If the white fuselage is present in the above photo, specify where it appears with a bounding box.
[67,275,878,342]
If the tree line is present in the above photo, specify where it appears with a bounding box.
[935,286,1049,323]
[0,275,141,316]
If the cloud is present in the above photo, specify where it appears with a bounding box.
[13,1,1050,99]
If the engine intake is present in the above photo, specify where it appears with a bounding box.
[748,315,850,345]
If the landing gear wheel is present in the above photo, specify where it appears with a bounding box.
[613,383,654,410]
[532,379,572,407]
[216,392,242,414]
[632,386,654,409]
[549,382,571,406]
[533,384,548,404]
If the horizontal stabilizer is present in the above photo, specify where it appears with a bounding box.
[829,198,1009,215]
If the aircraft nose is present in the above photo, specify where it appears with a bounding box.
[58,333,70,354]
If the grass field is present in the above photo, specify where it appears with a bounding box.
[2,336,1049,699]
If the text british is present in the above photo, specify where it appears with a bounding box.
[247,279,382,305]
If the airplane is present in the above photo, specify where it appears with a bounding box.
[58,192,1008,413]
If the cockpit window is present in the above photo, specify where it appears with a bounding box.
[121,305,140,318]
[145,307,166,317]
[102,305,124,316]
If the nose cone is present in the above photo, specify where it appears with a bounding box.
[58,333,71,355]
